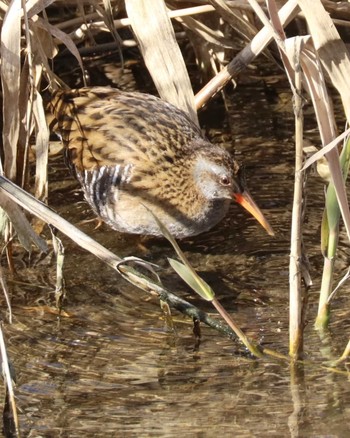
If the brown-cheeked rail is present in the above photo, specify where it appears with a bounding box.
[50,86,274,238]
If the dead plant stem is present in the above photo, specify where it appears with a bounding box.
[0,323,20,437]
[0,176,238,341]
[195,0,299,109]
[211,297,263,357]
[289,54,304,359]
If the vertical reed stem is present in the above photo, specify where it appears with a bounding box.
[289,53,304,359]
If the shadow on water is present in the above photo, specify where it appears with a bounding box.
[3,69,350,437]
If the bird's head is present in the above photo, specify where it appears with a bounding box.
[193,146,274,236]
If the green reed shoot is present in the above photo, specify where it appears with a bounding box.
[316,135,350,329]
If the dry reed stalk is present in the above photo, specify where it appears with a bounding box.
[57,5,216,31]
[195,0,299,109]
[0,265,12,323]
[247,0,307,359]
[206,0,259,43]
[125,0,198,124]
[0,176,242,340]
[296,0,350,328]
[1,0,21,181]
[288,45,304,359]
[0,323,20,437]
[297,0,350,236]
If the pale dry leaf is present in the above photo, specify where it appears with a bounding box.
[35,16,86,83]
[1,0,21,180]
[208,0,258,42]
[125,0,198,125]
[0,192,47,252]
[297,0,350,122]
[302,129,350,170]
[33,92,49,201]
[100,0,123,44]
[26,0,57,18]
[31,20,58,59]
[194,0,299,109]
[174,14,235,49]
[0,175,120,267]
[30,20,62,89]
[296,0,350,241]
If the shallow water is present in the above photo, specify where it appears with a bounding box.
[3,69,350,437]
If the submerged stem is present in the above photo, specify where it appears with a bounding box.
[211,298,263,358]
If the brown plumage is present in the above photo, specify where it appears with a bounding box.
[50,86,273,238]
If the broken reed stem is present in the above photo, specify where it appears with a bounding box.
[0,176,238,341]
[289,55,304,360]
[58,5,216,31]
[195,0,299,109]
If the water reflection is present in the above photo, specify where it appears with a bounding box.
[3,70,350,437]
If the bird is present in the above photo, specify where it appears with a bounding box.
[49,86,274,238]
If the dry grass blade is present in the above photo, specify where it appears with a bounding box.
[208,0,258,42]
[0,265,12,323]
[296,0,350,242]
[0,192,47,251]
[173,13,235,49]
[30,20,62,88]
[327,266,350,305]
[297,0,350,122]
[125,0,198,124]
[31,19,58,60]
[33,92,49,201]
[334,339,350,365]
[0,176,242,341]
[302,128,350,170]
[94,2,123,67]
[0,323,20,437]
[35,17,86,86]
[98,0,123,48]
[57,5,216,32]
[27,0,57,18]
[195,0,299,109]
[1,0,21,180]
[0,176,122,267]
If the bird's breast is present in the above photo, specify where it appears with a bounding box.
[77,164,230,237]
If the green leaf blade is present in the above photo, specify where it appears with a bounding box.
[168,258,215,301]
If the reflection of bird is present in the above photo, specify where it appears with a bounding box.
[50,86,273,238]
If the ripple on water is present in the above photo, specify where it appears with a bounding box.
[3,72,350,437]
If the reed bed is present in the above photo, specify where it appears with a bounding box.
[1,1,350,434]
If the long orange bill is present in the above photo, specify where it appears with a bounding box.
[233,191,274,236]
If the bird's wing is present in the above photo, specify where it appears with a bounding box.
[50,87,203,194]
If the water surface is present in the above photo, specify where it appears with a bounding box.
[3,67,350,437]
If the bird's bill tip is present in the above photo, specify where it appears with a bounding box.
[233,191,274,236]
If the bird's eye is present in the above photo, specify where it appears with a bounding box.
[220,175,230,186]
